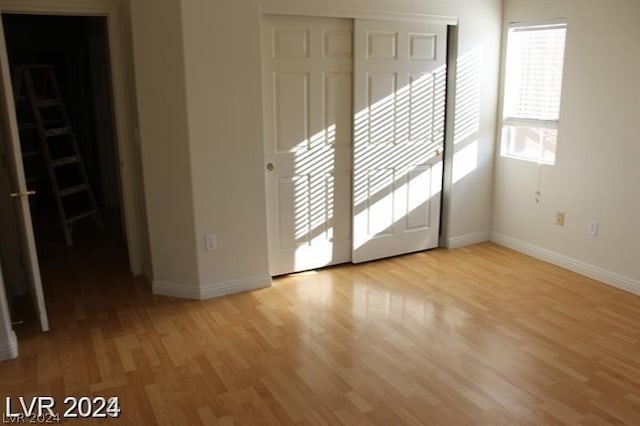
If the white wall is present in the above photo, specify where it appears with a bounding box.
[129,0,199,294]
[129,0,502,297]
[180,0,270,293]
[492,0,640,293]
[445,1,503,247]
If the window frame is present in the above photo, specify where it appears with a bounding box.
[499,19,568,165]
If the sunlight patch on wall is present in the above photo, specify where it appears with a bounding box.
[453,49,481,146]
[452,140,478,185]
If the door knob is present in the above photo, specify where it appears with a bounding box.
[266,163,274,172]
[435,149,442,156]
[10,190,36,198]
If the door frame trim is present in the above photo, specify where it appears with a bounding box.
[0,0,143,275]
[260,4,458,26]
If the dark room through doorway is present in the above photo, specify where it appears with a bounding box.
[0,13,129,327]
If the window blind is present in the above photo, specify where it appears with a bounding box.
[504,25,566,122]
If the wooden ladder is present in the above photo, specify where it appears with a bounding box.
[13,65,104,246]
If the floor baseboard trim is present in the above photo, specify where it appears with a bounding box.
[445,231,490,249]
[200,275,272,300]
[152,281,201,299]
[0,331,18,361]
[153,275,272,300]
[491,232,640,296]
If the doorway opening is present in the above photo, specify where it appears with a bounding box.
[0,13,129,327]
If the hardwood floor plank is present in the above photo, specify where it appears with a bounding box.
[2,242,640,424]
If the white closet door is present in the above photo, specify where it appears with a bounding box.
[262,15,353,275]
[352,19,447,263]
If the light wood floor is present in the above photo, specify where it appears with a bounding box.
[2,241,640,425]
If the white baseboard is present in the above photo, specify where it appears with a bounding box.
[0,331,18,361]
[153,274,272,300]
[200,275,271,299]
[491,232,640,297]
[152,281,201,299]
[444,231,490,249]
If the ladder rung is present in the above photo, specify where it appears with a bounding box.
[45,127,71,137]
[37,99,62,108]
[51,155,80,167]
[66,209,98,224]
[58,183,89,197]
[22,151,38,159]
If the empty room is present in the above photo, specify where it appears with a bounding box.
[0,0,638,424]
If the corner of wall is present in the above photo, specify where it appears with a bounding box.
[129,0,201,288]
[152,280,201,300]
[153,274,271,300]
[200,275,271,300]
[446,231,491,249]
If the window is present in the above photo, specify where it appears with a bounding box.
[501,22,567,165]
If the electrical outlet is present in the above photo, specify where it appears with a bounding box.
[205,234,217,251]
[588,221,599,236]
[555,211,565,226]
